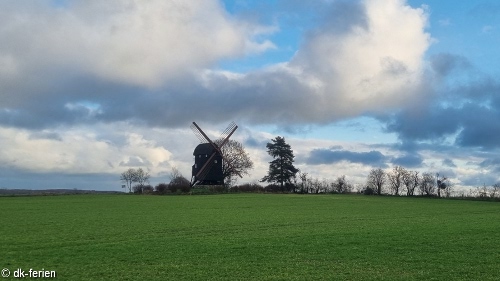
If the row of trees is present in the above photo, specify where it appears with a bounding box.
[366,167,452,197]
[258,136,459,197]
[120,135,498,199]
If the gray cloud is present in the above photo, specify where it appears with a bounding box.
[0,166,122,191]
[391,153,423,168]
[442,158,457,168]
[479,158,500,173]
[384,62,500,149]
[430,53,471,77]
[307,148,387,167]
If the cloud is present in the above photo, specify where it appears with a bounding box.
[384,50,500,149]
[0,0,432,130]
[430,53,471,77]
[386,95,500,149]
[307,148,387,167]
[391,153,423,168]
[0,126,173,175]
[442,158,457,168]
[119,156,152,167]
[0,0,273,88]
[0,166,121,190]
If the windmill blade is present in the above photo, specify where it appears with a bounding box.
[191,122,218,147]
[190,122,208,143]
[217,124,238,149]
[217,121,237,144]
[216,123,240,177]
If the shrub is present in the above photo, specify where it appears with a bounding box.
[231,183,265,193]
[132,184,143,194]
[142,185,154,194]
[180,184,191,193]
[363,186,375,195]
[265,184,282,193]
[155,183,169,194]
[168,184,178,193]
[169,176,191,193]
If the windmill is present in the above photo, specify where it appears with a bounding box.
[190,121,242,187]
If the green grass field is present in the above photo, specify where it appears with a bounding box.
[1,194,499,280]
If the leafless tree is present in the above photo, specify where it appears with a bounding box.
[169,167,182,181]
[219,139,254,187]
[402,170,419,196]
[311,178,322,194]
[134,168,150,186]
[298,171,310,193]
[436,173,452,198]
[367,168,386,195]
[388,166,405,196]
[476,184,489,198]
[332,175,353,194]
[120,168,137,193]
[443,180,453,197]
[120,168,150,193]
[490,183,500,198]
[419,172,436,196]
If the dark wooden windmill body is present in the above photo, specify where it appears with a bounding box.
[190,122,242,187]
[192,143,223,185]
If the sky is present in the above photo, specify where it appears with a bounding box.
[1,0,499,192]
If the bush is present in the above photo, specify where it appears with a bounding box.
[168,184,178,193]
[231,183,265,193]
[265,184,282,193]
[132,184,143,194]
[155,183,169,194]
[363,186,375,195]
[168,176,191,194]
[180,184,191,193]
[142,185,154,194]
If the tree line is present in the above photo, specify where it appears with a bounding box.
[120,135,500,199]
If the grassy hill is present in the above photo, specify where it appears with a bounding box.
[1,194,499,280]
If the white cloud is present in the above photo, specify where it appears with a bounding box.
[0,125,173,175]
[290,0,431,116]
[0,0,272,87]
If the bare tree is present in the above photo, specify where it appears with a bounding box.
[436,173,451,198]
[220,139,254,187]
[402,170,419,196]
[388,166,404,196]
[419,172,436,196]
[443,179,453,197]
[135,168,150,186]
[367,168,386,195]
[120,168,137,193]
[477,184,488,198]
[169,167,189,186]
[490,183,500,198]
[298,171,310,193]
[332,175,352,194]
[169,167,182,181]
[311,178,322,194]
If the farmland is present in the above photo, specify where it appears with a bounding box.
[1,194,499,280]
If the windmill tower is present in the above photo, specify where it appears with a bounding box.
[190,122,242,187]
